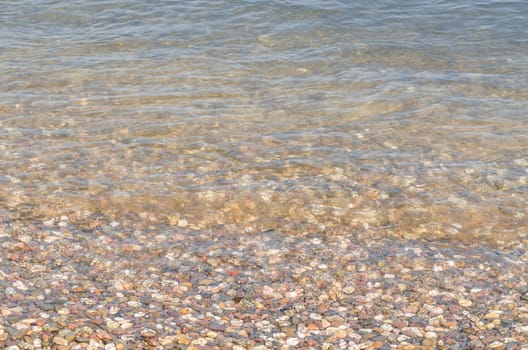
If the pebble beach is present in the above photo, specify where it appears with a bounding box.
[2,1,528,349]
[1,213,528,349]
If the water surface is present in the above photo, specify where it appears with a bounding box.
[1,0,527,242]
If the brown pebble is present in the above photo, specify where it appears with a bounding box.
[373,340,384,348]
[96,329,112,341]
[307,339,318,347]
[448,305,462,313]
[177,334,190,345]
[141,329,157,338]
[307,324,319,331]
[392,320,407,329]
[111,328,129,335]
[180,308,192,315]
[442,321,458,328]
[285,328,296,337]
[359,312,370,320]
[53,336,69,346]
[365,189,380,200]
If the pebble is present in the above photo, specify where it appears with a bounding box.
[177,334,191,345]
[106,320,119,329]
[403,327,423,338]
[424,331,438,339]
[485,311,501,319]
[0,329,7,342]
[342,285,356,294]
[53,336,69,346]
[0,218,526,348]
[459,299,473,307]
[12,281,28,291]
[309,313,322,320]
[6,327,27,340]
[334,329,348,339]
[286,337,300,346]
[489,341,505,348]
[140,328,157,338]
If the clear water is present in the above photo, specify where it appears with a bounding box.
[1,1,527,242]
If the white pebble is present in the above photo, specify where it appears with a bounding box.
[404,327,423,337]
[428,289,440,297]
[286,338,300,346]
[515,325,528,334]
[43,219,55,227]
[57,308,69,315]
[431,307,444,315]
[514,158,528,167]
[286,291,298,299]
[309,313,322,320]
[120,322,133,329]
[374,314,384,321]
[12,281,28,291]
[380,324,393,332]
[424,331,438,339]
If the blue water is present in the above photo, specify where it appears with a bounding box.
[1,1,527,241]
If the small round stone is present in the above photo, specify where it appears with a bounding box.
[459,299,473,307]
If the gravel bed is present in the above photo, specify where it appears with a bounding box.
[1,215,528,349]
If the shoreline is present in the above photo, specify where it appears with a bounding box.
[1,217,528,349]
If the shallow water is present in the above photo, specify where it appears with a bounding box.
[1,1,527,242]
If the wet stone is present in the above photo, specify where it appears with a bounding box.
[53,336,69,346]
[39,304,55,312]
[0,218,527,348]
[6,327,29,340]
